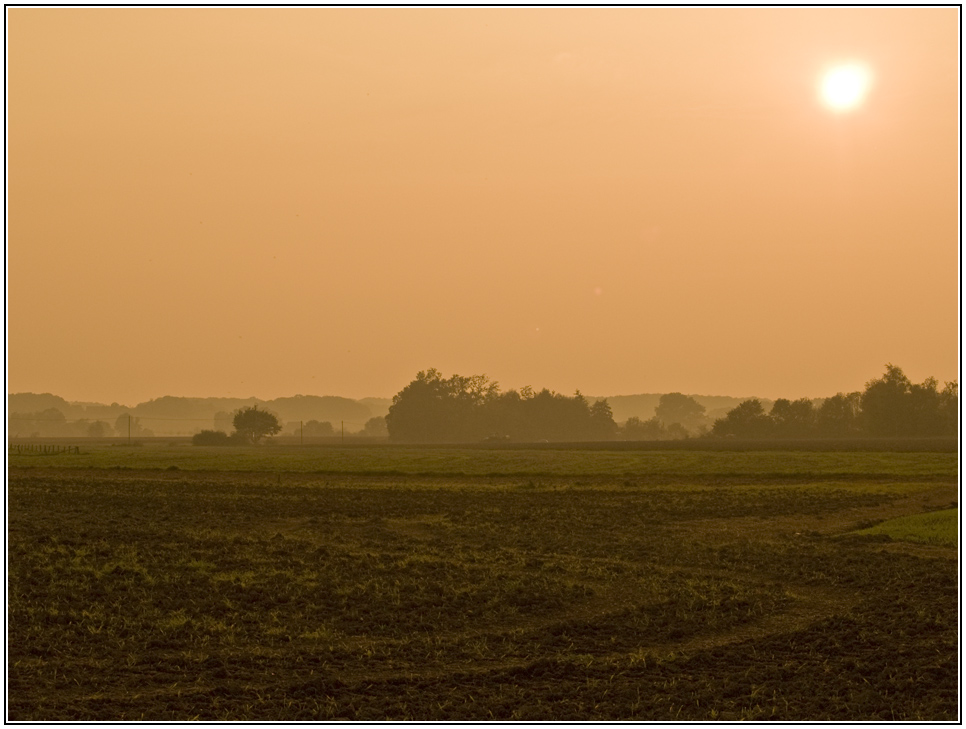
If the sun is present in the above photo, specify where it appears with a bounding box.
[819,63,872,113]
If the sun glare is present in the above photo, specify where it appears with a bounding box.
[819,63,872,112]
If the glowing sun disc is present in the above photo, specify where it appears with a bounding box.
[819,64,872,112]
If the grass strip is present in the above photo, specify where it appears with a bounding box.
[854,509,958,548]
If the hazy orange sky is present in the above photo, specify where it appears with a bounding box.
[7,8,960,405]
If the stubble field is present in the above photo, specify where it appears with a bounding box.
[7,443,959,720]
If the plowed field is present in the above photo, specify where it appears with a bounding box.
[7,446,958,720]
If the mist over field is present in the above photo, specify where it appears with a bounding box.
[8,392,391,437]
[9,361,956,443]
[7,389,759,438]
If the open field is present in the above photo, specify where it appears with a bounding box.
[6,440,958,478]
[7,445,959,720]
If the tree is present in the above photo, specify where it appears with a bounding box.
[938,381,958,436]
[17,408,67,437]
[232,406,282,445]
[86,421,111,438]
[192,429,233,446]
[303,420,335,437]
[655,393,707,433]
[816,392,862,436]
[386,369,463,443]
[769,398,816,437]
[360,416,388,437]
[622,416,667,440]
[589,399,618,440]
[666,422,689,440]
[906,377,944,436]
[522,388,593,441]
[711,399,772,438]
[860,365,958,437]
[386,369,498,442]
[861,364,913,436]
[387,370,613,443]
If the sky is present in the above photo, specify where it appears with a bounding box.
[7,7,960,405]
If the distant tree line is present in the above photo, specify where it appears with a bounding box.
[277,417,389,439]
[193,406,282,445]
[710,364,956,439]
[9,411,154,439]
[8,392,388,437]
[386,365,957,443]
[386,370,617,443]
[192,407,390,446]
[621,391,714,440]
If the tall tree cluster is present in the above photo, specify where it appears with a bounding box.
[386,369,617,443]
[388,364,956,443]
[711,364,957,439]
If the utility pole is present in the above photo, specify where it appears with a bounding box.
[341,421,344,444]
[300,420,303,446]
[128,414,132,444]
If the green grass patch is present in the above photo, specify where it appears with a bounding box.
[854,509,959,548]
